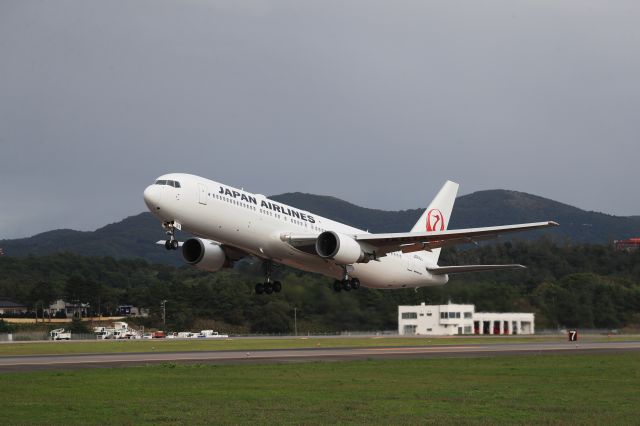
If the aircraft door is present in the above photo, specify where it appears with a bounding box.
[198,183,208,205]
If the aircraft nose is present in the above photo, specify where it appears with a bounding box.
[143,185,162,210]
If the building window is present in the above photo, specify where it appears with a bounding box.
[464,326,472,334]
[402,312,417,319]
[464,312,472,319]
[427,311,432,316]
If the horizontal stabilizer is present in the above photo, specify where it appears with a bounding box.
[428,264,526,275]
[156,240,183,247]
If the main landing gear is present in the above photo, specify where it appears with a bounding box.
[163,221,179,250]
[333,266,361,292]
[333,278,361,292]
[255,260,282,295]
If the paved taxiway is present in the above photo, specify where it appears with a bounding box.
[1,341,639,371]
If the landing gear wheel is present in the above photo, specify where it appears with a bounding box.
[273,281,282,293]
[255,283,264,295]
[162,221,180,251]
[333,280,342,292]
[264,282,274,294]
[350,278,361,290]
[342,280,352,291]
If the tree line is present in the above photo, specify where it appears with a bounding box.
[0,239,638,333]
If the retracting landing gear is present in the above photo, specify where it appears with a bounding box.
[333,266,361,292]
[255,260,282,295]
[163,221,179,251]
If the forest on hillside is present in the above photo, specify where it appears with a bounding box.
[0,239,639,333]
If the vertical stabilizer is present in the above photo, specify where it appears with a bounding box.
[411,180,459,264]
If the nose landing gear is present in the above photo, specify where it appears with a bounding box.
[163,221,180,251]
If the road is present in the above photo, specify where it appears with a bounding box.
[1,340,639,371]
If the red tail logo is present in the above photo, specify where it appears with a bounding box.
[426,209,445,232]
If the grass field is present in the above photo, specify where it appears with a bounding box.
[1,353,638,424]
[0,334,635,357]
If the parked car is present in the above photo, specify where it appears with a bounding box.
[197,330,229,338]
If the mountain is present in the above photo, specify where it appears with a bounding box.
[452,190,639,243]
[1,190,638,264]
[0,213,182,265]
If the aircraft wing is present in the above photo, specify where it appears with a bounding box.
[353,221,559,256]
[281,221,558,257]
[279,233,321,255]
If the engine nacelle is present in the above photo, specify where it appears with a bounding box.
[182,238,228,272]
[315,231,367,264]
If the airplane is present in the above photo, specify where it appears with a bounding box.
[143,174,558,294]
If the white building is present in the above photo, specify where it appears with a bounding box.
[398,302,534,336]
[44,299,90,318]
[117,305,149,317]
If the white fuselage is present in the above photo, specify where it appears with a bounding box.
[144,173,448,289]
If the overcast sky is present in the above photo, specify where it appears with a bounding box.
[1,0,639,239]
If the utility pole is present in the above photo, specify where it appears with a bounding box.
[161,300,167,330]
[294,307,297,337]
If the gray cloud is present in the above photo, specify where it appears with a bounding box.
[1,0,639,238]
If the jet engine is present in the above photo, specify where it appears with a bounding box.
[182,238,229,272]
[315,231,368,264]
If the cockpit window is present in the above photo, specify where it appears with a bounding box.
[154,179,181,188]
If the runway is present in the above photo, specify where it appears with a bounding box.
[1,340,639,372]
